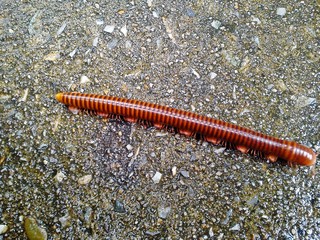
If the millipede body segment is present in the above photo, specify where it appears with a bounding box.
[55,92,316,166]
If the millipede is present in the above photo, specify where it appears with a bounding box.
[55,92,317,166]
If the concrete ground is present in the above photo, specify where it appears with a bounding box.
[1,1,319,239]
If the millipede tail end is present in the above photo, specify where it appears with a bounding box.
[55,93,64,103]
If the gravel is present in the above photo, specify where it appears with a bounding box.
[0,0,319,239]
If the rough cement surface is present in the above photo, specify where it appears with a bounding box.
[1,1,319,239]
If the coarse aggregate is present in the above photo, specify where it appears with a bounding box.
[0,0,319,239]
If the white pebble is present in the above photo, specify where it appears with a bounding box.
[125,40,132,49]
[107,38,118,50]
[211,20,221,29]
[44,52,60,61]
[126,144,133,151]
[59,214,71,229]
[152,171,162,183]
[214,147,226,154]
[56,22,67,36]
[155,132,168,137]
[20,88,29,102]
[172,166,177,176]
[296,96,316,109]
[96,19,104,25]
[253,36,260,46]
[0,225,8,234]
[78,175,92,185]
[147,0,153,7]
[104,25,115,33]
[93,37,99,47]
[80,75,90,84]
[277,8,286,16]
[69,48,77,58]
[251,16,261,24]
[209,227,214,237]
[54,171,66,182]
[152,11,159,18]
[239,108,250,116]
[209,72,217,79]
[192,68,200,79]
[120,25,128,36]
[158,206,171,219]
[229,224,240,231]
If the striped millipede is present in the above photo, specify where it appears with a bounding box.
[56,92,317,166]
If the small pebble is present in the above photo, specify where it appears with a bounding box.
[117,9,125,15]
[277,8,286,16]
[56,22,67,36]
[252,16,261,24]
[211,20,221,29]
[84,207,93,225]
[44,52,60,61]
[69,48,77,58]
[191,68,200,79]
[295,96,316,109]
[209,72,217,79]
[209,227,214,237]
[239,108,250,116]
[152,11,159,18]
[125,40,132,49]
[186,8,196,17]
[172,166,177,176]
[104,25,115,33]
[59,214,71,229]
[114,200,126,213]
[20,88,29,102]
[96,19,104,25]
[120,25,128,36]
[214,147,226,154]
[152,171,162,183]
[24,217,47,240]
[229,224,240,231]
[93,37,99,47]
[145,230,160,236]
[247,195,259,206]
[54,171,66,182]
[180,170,189,178]
[78,174,92,185]
[107,39,118,50]
[126,144,133,151]
[158,206,171,219]
[147,0,153,7]
[222,209,233,224]
[253,36,260,45]
[80,75,90,84]
[0,225,8,234]
[155,132,168,137]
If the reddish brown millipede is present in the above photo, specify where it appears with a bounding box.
[56,92,317,166]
